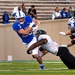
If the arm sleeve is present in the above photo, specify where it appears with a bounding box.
[25,15,32,23]
[38,35,46,41]
[12,22,21,31]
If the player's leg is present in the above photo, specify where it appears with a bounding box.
[32,47,45,70]
[39,47,48,57]
[27,37,44,70]
[57,47,75,69]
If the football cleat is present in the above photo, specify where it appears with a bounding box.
[40,65,45,70]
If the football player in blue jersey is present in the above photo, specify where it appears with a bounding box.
[59,11,75,47]
[12,11,44,70]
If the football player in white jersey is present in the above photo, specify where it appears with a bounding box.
[59,11,75,47]
[27,29,75,69]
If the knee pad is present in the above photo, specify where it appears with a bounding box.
[71,40,75,45]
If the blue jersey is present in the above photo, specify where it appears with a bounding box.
[60,11,68,18]
[12,15,34,44]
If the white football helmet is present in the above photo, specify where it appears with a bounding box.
[15,11,25,19]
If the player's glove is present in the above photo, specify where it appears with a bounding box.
[27,50,32,54]
[59,32,66,36]
[32,26,38,32]
[29,22,35,28]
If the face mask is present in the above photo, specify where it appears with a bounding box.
[19,21,24,24]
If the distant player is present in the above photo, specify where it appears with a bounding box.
[59,11,75,47]
[27,29,75,69]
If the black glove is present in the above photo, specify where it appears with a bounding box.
[70,35,75,39]
[27,50,32,54]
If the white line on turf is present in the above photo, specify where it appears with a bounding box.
[27,61,63,64]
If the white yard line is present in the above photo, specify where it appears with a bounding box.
[0,68,68,72]
[26,61,63,64]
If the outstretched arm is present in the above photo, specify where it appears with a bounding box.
[27,39,48,54]
[59,30,71,36]
[59,27,75,36]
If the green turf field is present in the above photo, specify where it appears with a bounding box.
[0,60,75,75]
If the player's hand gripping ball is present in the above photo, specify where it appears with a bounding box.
[27,50,32,54]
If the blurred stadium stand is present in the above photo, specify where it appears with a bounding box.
[0,0,75,23]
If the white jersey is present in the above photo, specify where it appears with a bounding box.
[38,34,59,55]
[52,11,61,20]
[11,6,22,16]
